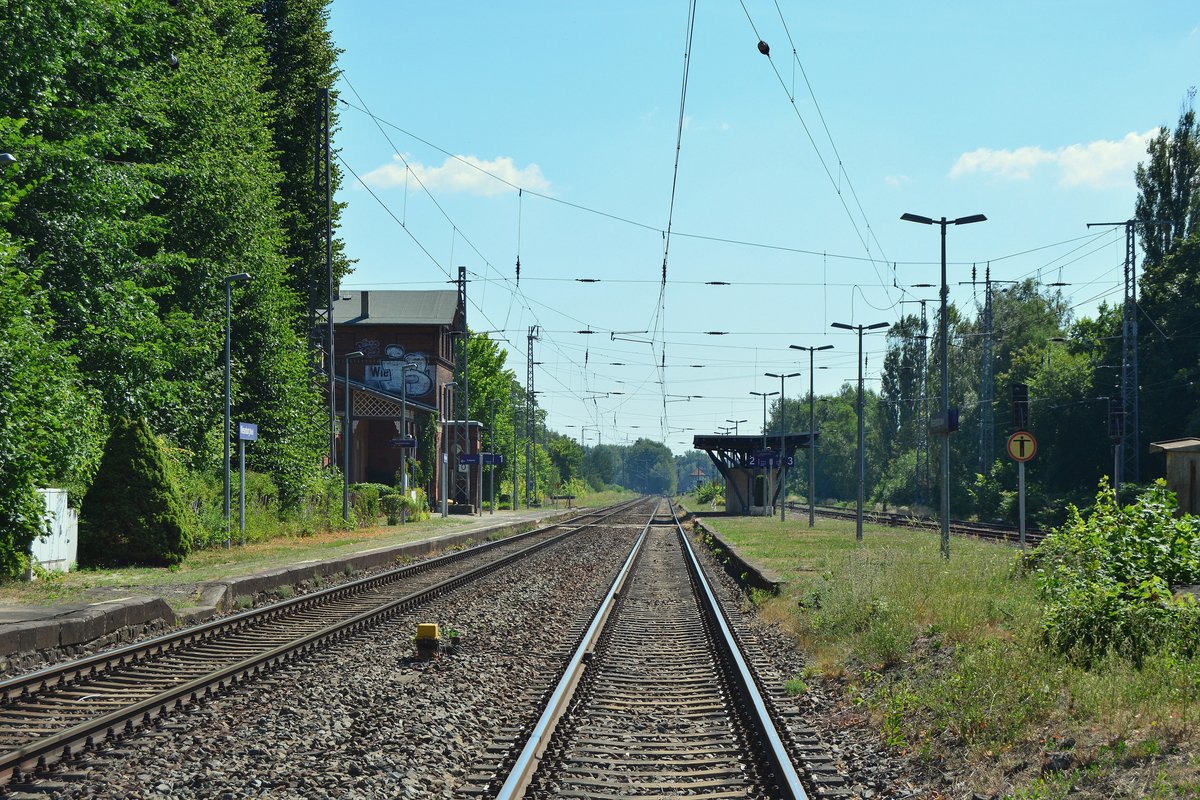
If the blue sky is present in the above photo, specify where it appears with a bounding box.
[328,2,1199,453]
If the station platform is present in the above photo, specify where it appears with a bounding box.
[0,506,580,673]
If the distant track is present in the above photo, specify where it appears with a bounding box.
[786,502,1046,546]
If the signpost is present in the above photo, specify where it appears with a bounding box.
[389,437,418,448]
[1006,430,1037,550]
[236,422,258,545]
[458,453,482,465]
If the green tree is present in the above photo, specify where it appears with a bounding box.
[80,417,192,567]
[1137,108,1200,445]
[255,0,349,332]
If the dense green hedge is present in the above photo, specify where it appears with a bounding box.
[1035,479,1200,666]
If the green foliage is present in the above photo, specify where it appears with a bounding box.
[349,482,395,523]
[695,480,724,505]
[1035,479,1200,665]
[80,418,193,567]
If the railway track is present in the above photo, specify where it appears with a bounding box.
[487,500,815,799]
[786,501,1046,546]
[0,497,655,787]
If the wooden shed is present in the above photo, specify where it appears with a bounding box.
[1148,438,1200,515]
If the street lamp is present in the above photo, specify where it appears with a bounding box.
[441,381,457,517]
[831,321,889,541]
[341,350,365,523]
[765,372,800,521]
[223,272,252,548]
[0,153,16,167]
[750,391,779,514]
[726,418,748,436]
[790,344,834,527]
[902,211,987,558]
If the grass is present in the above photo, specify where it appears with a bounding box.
[680,494,1200,797]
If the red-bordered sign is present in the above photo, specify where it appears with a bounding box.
[1007,431,1037,462]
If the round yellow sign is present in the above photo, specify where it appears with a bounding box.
[1007,431,1037,462]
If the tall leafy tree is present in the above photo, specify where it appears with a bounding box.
[255,0,349,333]
[1137,107,1200,443]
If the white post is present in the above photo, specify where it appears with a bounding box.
[1018,460,1026,550]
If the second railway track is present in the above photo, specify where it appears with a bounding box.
[0,498,654,786]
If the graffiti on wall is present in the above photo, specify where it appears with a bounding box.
[359,341,435,398]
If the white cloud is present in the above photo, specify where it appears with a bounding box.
[950,129,1159,188]
[884,174,911,187]
[361,154,550,196]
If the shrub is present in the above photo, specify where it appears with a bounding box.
[695,480,724,505]
[1034,479,1200,666]
[80,417,193,567]
[349,482,392,523]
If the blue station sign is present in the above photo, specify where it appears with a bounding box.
[237,422,258,442]
[482,453,506,465]
[389,437,418,448]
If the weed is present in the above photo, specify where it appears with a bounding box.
[783,677,808,696]
[276,585,295,600]
[234,594,253,610]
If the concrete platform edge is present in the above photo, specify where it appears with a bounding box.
[0,510,577,665]
[682,510,787,596]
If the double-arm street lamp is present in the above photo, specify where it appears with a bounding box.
[831,322,889,541]
[726,418,748,436]
[765,372,800,520]
[223,272,252,548]
[790,344,834,527]
[749,391,778,513]
[342,350,365,522]
[902,211,987,558]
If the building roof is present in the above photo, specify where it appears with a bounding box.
[1149,437,1200,455]
[333,290,460,326]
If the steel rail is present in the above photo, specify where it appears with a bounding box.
[787,501,1046,545]
[0,498,652,784]
[0,498,641,704]
[494,514,652,799]
[495,501,809,800]
[671,502,809,800]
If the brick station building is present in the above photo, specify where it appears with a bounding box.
[329,290,481,512]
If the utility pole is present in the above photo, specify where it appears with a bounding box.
[453,267,472,512]
[831,322,890,540]
[750,391,778,514]
[790,345,834,528]
[958,265,1015,475]
[1086,220,1168,489]
[902,212,987,559]
[765,372,800,520]
[526,326,539,507]
[316,87,336,470]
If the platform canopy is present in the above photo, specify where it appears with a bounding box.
[692,433,816,514]
[692,433,815,467]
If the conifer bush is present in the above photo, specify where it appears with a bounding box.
[80,417,193,567]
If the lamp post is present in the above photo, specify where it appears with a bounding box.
[831,322,889,541]
[223,272,252,548]
[749,391,778,514]
[341,350,365,523]
[398,362,414,522]
[902,212,987,558]
[0,153,16,167]
[765,372,800,520]
[441,381,457,518]
[790,344,834,527]
[726,418,747,436]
